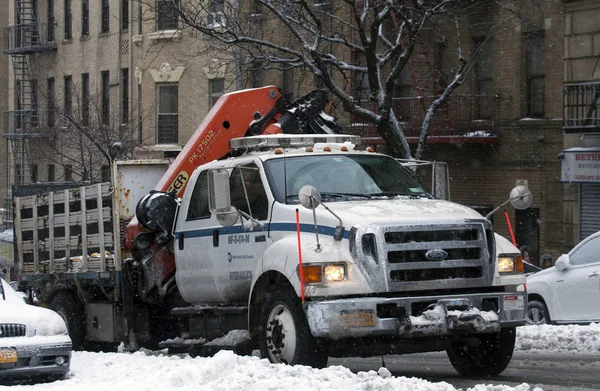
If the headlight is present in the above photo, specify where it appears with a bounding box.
[300,263,347,284]
[497,256,515,273]
[497,255,525,274]
[36,313,68,336]
[324,265,345,282]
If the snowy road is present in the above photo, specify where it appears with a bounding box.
[1,324,599,391]
[333,351,600,391]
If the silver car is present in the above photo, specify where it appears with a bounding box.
[0,279,72,382]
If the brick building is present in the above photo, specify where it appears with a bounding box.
[2,1,599,264]
[0,5,8,222]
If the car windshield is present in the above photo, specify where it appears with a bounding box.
[0,278,25,303]
[263,154,430,203]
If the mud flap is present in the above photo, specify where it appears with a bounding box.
[404,299,500,337]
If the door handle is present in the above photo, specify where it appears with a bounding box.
[179,232,184,250]
[556,279,564,283]
[589,272,600,278]
[213,229,219,247]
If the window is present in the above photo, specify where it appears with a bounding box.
[102,71,110,124]
[48,164,55,181]
[157,0,179,30]
[82,73,89,125]
[208,0,225,26]
[157,84,178,144]
[82,0,89,36]
[250,60,263,88]
[15,165,23,185]
[282,68,294,102]
[474,37,493,119]
[138,4,143,34]
[122,0,129,31]
[122,68,129,124]
[230,164,268,221]
[31,164,38,183]
[47,0,55,41]
[101,0,110,33]
[47,77,55,127]
[64,75,73,118]
[138,84,143,143]
[525,31,545,117]
[186,171,211,220]
[210,78,224,107]
[65,165,73,181]
[101,165,111,182]
[64,0,72,39]
[570,236,600,266]
[352,51,369,101]
[252,0,262,14]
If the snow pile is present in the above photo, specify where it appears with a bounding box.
[516,323,600,353]
[3,349,538,391]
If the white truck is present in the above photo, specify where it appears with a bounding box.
[12,87,529,377]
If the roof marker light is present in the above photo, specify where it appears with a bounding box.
[323,146,331,152]
[306,147,313,152]
[340,146,348,152]
[366,147,375,152]
[230,134,361,150]
[275,148,283,155]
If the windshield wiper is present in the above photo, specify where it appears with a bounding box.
[368,192,430,199]
[286,192,370,203]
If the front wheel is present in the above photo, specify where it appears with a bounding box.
[258,285,327,368]
[446,327,516,377]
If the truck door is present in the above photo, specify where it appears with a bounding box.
[212,162,272,303]
[174,170,224,303]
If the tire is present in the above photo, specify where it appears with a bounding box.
[50,291,86,350]
[258,285,327,368]
[446,327,516,377]
[526,300,548,325]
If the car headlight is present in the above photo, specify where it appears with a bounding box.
[498,255,524,274]
[36,313,68,336]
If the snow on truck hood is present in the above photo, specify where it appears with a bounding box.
[326,197,485,226]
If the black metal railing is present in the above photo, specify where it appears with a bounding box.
[342,95,497,139]
[3,111,42,138]
[4,23,56,53]
[564,82,600,132]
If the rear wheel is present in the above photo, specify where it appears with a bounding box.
[446,327,516,377]
[258,285,327,368]
[526,300,548,325]
[50,291,86,350]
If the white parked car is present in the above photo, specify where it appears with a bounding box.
[525,231,600,325]
[0,279,72,382]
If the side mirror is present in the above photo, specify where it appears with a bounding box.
[555,254,569,271]
[485,185,533,220]
[299,185,321,209]
[217,207,239,227]
[208,169,232,213]
[509,185,533,210]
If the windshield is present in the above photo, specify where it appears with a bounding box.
[263,154,430,203]
[0,278,25,303]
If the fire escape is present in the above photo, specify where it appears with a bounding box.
[3,0,56,222]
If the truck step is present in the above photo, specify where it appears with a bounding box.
[171,305,248,316]
[159,330,253,356]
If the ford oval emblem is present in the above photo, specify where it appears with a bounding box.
[425,249,448,261]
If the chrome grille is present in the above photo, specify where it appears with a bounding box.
[351,222,495,293]
[0,323,27,338]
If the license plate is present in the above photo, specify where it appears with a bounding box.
[0,348,17,364]
[340,309,376,327]
[504,295,524,310]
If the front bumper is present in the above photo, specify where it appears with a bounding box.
[306,291,526,340]
[0,337,72,380]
